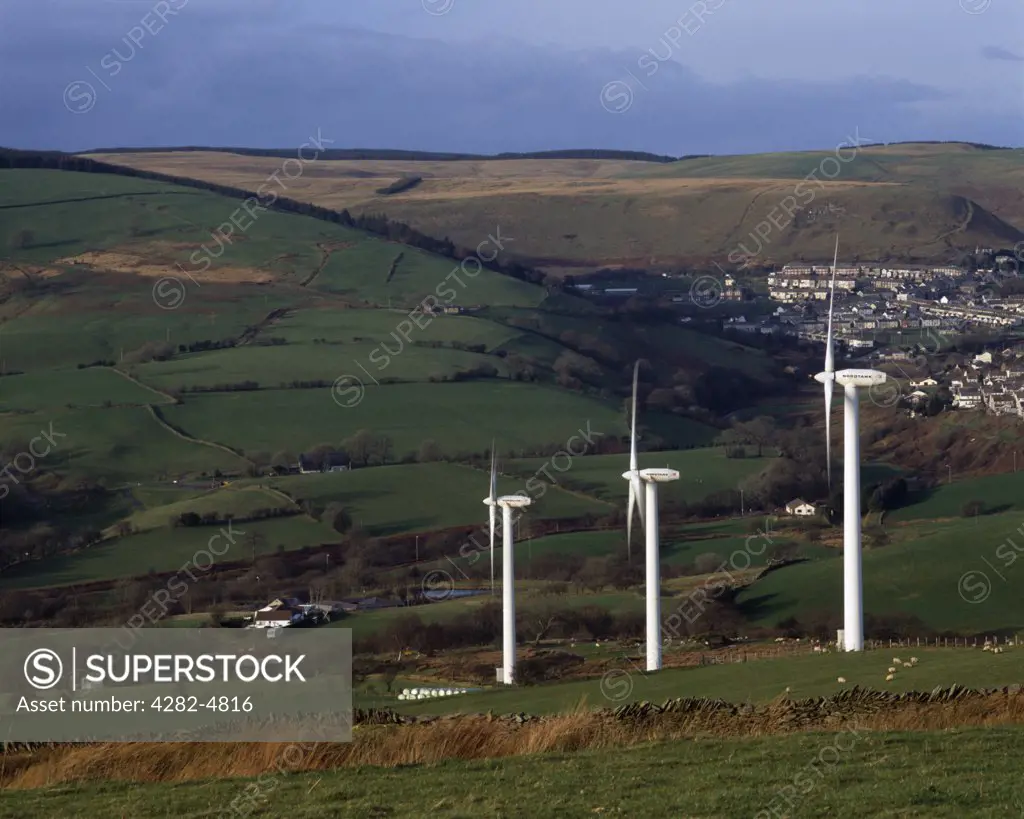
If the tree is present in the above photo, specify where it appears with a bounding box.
[719,417,776,457]
[344,429,376,467]
[270,451,296,472]
[322,502,353,535]
[372,434,394,466]
[417,439,443,463]
[962,499,985,518]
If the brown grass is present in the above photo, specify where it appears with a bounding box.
[83,149,1024,273]
[5,688,1024,790]
[55,247,274,284]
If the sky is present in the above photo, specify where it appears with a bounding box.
[0,0,1021,155]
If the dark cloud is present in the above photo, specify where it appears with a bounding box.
[982,46,1024,62]
[0,3,1019,153]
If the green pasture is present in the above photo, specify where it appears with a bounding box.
[0,406,247,484]
[887,471,1024,522]
[0,299,284,373]
[390,645,1024,718]
[738,511,1024,633]
[0,367,168,411]
[0,515,334,589]
[311,239,544,309]
[122,485,295,534]
[503,447,774,503]
[5,726,1023,818]
[258,461,610,537]
[161,382,639,458]
[133,342,508,389]
[272,308,519,350]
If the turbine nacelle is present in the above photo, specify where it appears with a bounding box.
[638,467,680,483]
[813,371,835,385]
[495,494,532,509]
[835,369,886,387]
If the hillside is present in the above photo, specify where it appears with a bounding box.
[87,143,1024,274]
[0,166,782,595]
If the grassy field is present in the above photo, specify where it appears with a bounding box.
[0,299,281,373]
[504,447,774,503]
[738,511,1024,633]
[0,406,248,483]
[0,515,335,589]
[91,144,1024,271]
[887,472,1024,522]
[382,645,1024,716]
[134,343,509,389]
[257,462,611,535]
[0,366,169,410]
[160,382,640,458]
[122,484,296,534]
[271,308,519,349]
[4,727,1022,817]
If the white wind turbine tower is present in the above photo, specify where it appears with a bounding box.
[813,236,887,652]
[621,361,679,671]
[484,467,531,684]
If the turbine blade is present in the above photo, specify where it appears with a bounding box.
[825,234,839,374]
[489,441,497,592]
[630,360,639,472]
[631,474,646,529]
[825,380,833,488]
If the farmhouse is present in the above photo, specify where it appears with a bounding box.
[251,607,305,628]
[784,499,817,516]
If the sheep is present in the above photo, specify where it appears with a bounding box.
[910,656,918,663]
[837,677,846,683]
[893,658,902,665]
[885,674,894,682]
[887,666,897,673]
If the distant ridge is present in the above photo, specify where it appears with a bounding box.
[3,141,1015,165]
[79,147,682,163]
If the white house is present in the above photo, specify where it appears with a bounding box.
[785,499,817,516]
[251,606,305,628]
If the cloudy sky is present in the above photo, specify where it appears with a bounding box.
[0,0,1021,155]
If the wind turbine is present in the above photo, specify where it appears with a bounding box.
[621,360,679,671]
[813,237,887,652]
[483,491,531,684]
